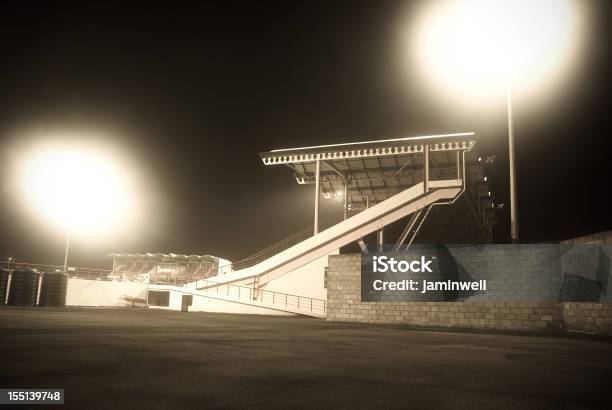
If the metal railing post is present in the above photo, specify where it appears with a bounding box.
[424,144,430,192]
[314,158,320,235]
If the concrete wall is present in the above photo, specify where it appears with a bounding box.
[67,278,148,307]
[148,285,295,316]
[362,245,574,302]
[360,244,611,303]
[262,252,334,300]
[562,230,612,244]
[327,254,612,335]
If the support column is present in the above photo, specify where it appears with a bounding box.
[507,84,519,243]
[377,229,384,253]
[63,231,71,273]
[357,238,368,253]
[456,151,461,180]
[424,144,430,192]
[314,158,320,235]
[4,272,12,306]
[36,274,43,306]
[343,180,348,220]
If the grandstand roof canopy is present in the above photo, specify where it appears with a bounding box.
[259,132,477,208]
[108,253,222,262]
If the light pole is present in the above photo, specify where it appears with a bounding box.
[506,83,518,243]
[63,231,71,272]
[410,0,582,244]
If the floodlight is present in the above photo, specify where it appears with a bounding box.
[409,0,585,242]
[16,141,138,269]
[19,145,135,235]
[411,0,583,98]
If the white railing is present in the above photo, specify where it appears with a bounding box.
[213,166,461,275]
[0,261,144,282]
[192,278,326,316]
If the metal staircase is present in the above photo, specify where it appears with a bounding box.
[183,134,476,316]
[196,178,464,290]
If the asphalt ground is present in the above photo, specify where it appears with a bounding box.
[0,307,611,409]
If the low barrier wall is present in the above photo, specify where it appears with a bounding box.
[67,278,148,307]
[562,229,612,245]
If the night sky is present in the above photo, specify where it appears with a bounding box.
[0,1,610,268]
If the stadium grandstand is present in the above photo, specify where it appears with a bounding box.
[109,253,231,285]
[2,132,498,316]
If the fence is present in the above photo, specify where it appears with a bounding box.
[0,261,144,282]
[194,278,326,316]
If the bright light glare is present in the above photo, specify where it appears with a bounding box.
[18,144,136,235]
[410,0,583,98]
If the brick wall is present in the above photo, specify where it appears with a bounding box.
[563,303,612,334]
[327,254,612,335]
[562,230,612,245]
[362,244,571,302]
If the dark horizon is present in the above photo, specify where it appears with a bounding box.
[1,1,611,268]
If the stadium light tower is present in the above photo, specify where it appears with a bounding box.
[411,0,584,242]
[17,142,136,271]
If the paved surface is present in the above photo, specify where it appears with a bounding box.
[0,307,611,409]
